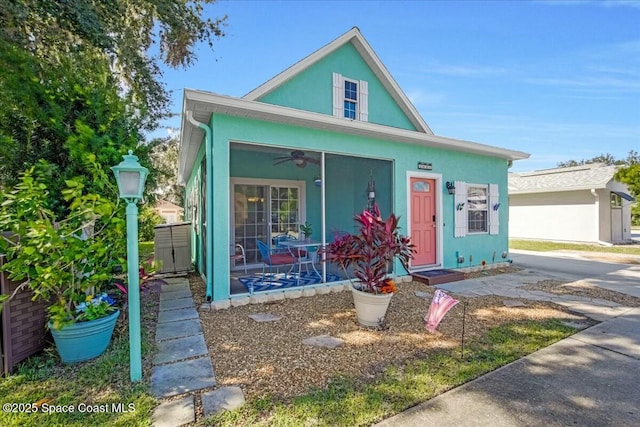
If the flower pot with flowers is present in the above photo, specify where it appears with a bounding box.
[323,204,414,327]
[0,163,126,363]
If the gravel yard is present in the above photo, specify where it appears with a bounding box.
[188,268,626,401]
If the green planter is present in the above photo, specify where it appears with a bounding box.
[50,310,120,363]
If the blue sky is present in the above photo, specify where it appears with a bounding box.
[157,0,640,172]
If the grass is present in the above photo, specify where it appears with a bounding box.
[138,241,154,260]
[1,308,577,427]
[204,319,576,427]
[0,295,159,427]
[510,239,640,256]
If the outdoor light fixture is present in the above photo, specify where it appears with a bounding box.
[367,174,376,213]
[446,181,456,195]
[111,150,148,382]
[314,177,322,187]
[112,151,149,201]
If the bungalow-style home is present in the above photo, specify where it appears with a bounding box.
[178,27,529,302]
[509,163,635,244]
[154,199,184,224]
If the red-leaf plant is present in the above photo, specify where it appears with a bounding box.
[323,205,415,294]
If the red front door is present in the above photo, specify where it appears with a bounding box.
[410,177,436,266]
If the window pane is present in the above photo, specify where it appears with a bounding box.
[344,101,356,119]
[467,187,487,210]
[412,181,430,192]
[345,80,357,100]
[468,211,487,233]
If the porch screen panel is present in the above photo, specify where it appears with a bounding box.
[233,184,268,265]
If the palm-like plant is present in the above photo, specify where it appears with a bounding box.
[324,205,414,294]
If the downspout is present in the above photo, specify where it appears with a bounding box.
[187,111,214,301]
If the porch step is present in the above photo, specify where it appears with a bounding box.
[411,269,465,286]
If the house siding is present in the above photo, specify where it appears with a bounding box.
[202,113,510,300]
[509,191,598,243]
[257,43,418,131]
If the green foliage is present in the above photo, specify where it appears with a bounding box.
[139,205,164,242]
[509,239,640,256]
[300,221,313,238]
[0,0,227,130]
[0,163,126,330]
[150,136,184,206]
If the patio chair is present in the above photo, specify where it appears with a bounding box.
[231,243,247,273]
[256,239,296,281]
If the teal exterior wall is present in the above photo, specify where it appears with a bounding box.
[258,43,417,131]
[197,112,510,301]
[184,141,206,275]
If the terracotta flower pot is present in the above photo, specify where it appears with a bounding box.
[351,287,393,327]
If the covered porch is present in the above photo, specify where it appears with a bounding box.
[228,142,393,296]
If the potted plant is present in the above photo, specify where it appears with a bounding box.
[0,164,126,363]
[300,221,313,241]
[323,204,414,326]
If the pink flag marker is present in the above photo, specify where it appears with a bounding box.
[424,290,459,333]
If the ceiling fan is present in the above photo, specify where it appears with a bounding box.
[273,150,320,168]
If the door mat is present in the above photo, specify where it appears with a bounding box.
[411,269,465,286]
[238,271,342,293]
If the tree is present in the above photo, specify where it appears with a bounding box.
[150,135,183,206]
[0,1,225,213]
[0,0,226,130]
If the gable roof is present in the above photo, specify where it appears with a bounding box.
[243,27,433,135]
[508,163,620,194]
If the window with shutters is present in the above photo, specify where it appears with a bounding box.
[333,73,368,121]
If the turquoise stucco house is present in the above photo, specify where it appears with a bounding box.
[178,27,529,302]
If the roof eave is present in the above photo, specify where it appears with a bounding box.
[179,89,529,183]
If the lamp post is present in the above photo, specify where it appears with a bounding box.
[111,150,149,382]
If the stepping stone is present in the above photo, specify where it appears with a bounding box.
[248,313,282,322]
[156,318,203,341]
[151,356,216,398]
[202,386,245,417]
[503,299,527,307]
[159,297,194,311]
[151,395,195,427]
[158,307,199,324]
[160,289,193,301]
[161,283,190,293]
[302,334,345,349]
[414,291,431,299]
[153,334,208,365]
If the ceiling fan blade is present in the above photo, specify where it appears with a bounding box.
[303,157,320,165]
[273,158,293,165]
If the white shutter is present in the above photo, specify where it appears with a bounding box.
[358,80,368,122]
[454,181,467,238]
[489,183,499,235]
[332,72,343,118]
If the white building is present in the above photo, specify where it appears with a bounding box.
[509,164,635,244]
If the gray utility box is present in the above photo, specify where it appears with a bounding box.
[154,222,192,274]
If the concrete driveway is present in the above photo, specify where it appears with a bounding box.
[510,249,640,297]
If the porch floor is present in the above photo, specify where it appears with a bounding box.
[230,264,345,295]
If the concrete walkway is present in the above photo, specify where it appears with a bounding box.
[375,267,640,427]
[150,277,245,427]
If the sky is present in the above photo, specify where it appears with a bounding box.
[156,0,640,172]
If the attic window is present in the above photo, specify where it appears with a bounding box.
[344,80,358,119]
[333,73,368,121]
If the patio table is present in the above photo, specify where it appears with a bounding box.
[279,240,323,284]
